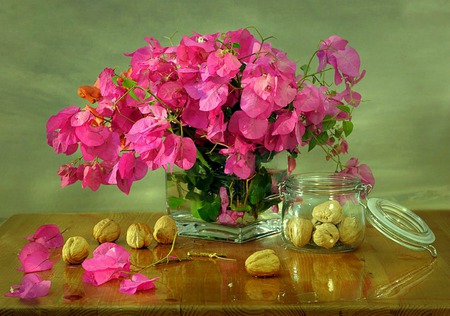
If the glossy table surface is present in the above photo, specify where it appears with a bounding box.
[0,211,449,315]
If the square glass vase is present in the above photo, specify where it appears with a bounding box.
[165,170,282,243]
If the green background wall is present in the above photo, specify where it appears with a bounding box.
[1,0,449,219]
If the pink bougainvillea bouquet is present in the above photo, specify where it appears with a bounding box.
[46,28,374,225]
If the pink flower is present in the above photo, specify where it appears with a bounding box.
[17,242,54,273]
[265,109,305,152]
[339,157,375,189]
[119,274,159,294]
[229,110,268,140]
[157,80,189,110]
[288,155,297,175]
[157,134,197,171]
[293,84,329,125]
[317,35,363,85]
[25,224,64,249]
[217,187,244,225]
[57,164,80,188]
[220,137,256,179]
[46,106,80,155]
[203,49,241,80]
[106,153,148,195]
[79,129,121,162]
[197,79,229,112]
[80,163,105,192]
[126,106,170,154]
[95,68,126,102]
[46,28,371,197]
[5,273,51,299]
[82,243,131,286]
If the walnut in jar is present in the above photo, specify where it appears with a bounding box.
[285,217,313,248]
[312,200,342,224]
[339,216,363,245]
[312,223,340,249]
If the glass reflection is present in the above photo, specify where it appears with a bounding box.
[368,258,436,299]
[287,252,365,302]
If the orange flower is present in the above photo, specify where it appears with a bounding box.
[78,85,102,104]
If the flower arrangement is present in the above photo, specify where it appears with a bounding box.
[46,28,374,226]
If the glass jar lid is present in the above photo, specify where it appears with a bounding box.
[366,198,437,258]
[283,172,362,194]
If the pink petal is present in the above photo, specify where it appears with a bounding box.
[198,80,228,111]
[81,243,131,286]
[175,137,197,170]
[92,243,130,266]
[46,106,80,134]
[335,46,361,78]
[238,115,268,140]
[18,242,54,273]
[240,87,271,118]
[82,255,120,272]
[119,274,159,294]
[82,268,124,286]
[25,224,64,248]
[70,110,92,127]
[5,273,51,299]
[271,111,297,136]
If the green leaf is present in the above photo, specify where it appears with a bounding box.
[337,105,351,113]
[343,121,354,137]
[302,128,313,142]
[128,89,140,102]
[196,151,211,170]
[112,75,120,87]
[195,196,221,222]
[122,77,136,89]
[300,64,308,73]
[317,132,329,145]
[232,42,241,49]
[144,91,152,100]
[249,171,271,205]
[308,137,317,151]
[322,117,336,131]
[168,196,186,209]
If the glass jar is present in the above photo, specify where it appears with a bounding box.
[280,173,370,253]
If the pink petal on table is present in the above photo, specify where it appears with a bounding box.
[17,242,54,273]
[119,274,159,294]
[25,224,64,248]
[5,273,51,299]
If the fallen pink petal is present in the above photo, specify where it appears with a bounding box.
[5,273,51,299]
[119,274,159,294]
[25,224,64,248]
[18,242,54,273]
[82,243,131,286]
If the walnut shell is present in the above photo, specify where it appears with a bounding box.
[245,249,280,277]
[153,215,178,244]
[93,218,121,243]
[312,200,343,224]
[339,216,364,245]
[126,223,153,249]
[285,217,313,248]
[62,236,89,265]
[312,223,340,249]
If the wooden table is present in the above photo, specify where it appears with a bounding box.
[0,211,449,315]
